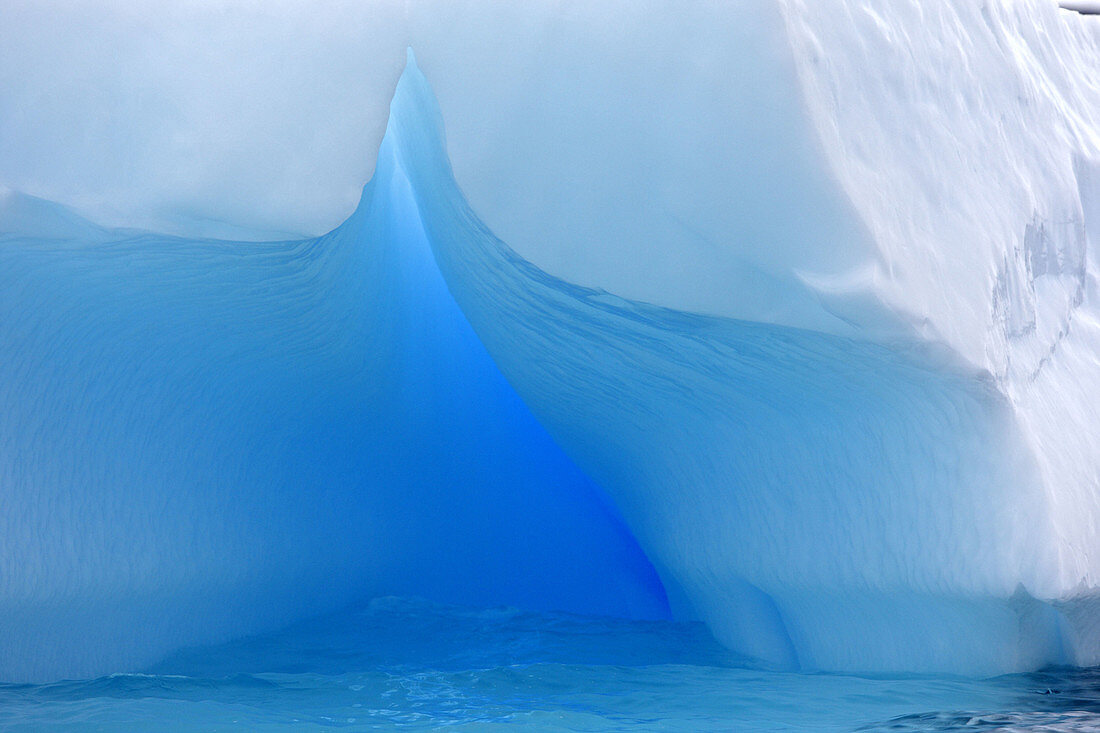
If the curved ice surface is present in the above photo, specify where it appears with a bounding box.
[385,53,1097,676]
[2,0,1100,681]
[0,125,666,683]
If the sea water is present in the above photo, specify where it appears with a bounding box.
[2,597,1099,731]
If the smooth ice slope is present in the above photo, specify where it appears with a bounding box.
[0,123,666,682]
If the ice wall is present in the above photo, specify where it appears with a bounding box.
[400,2,1100,672]
[3,0,1100,678]
[0,125,667,682]
[783,1,1100,599]
[0,1,406,238]
[385,51,1089,676]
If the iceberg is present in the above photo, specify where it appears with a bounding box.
[1,0,1100,681]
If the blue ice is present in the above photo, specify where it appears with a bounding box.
[1,44,1098,691]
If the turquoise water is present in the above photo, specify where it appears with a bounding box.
[3,597,1099,731]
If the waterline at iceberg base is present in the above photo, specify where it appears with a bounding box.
[3,0,1100,729]
[6,597,1100,732]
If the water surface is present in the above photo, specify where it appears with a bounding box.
[2,597,1099,731]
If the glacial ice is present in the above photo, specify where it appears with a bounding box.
[2,0,1100,680]
[0,131,666,682]
[388,48,1095,676]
